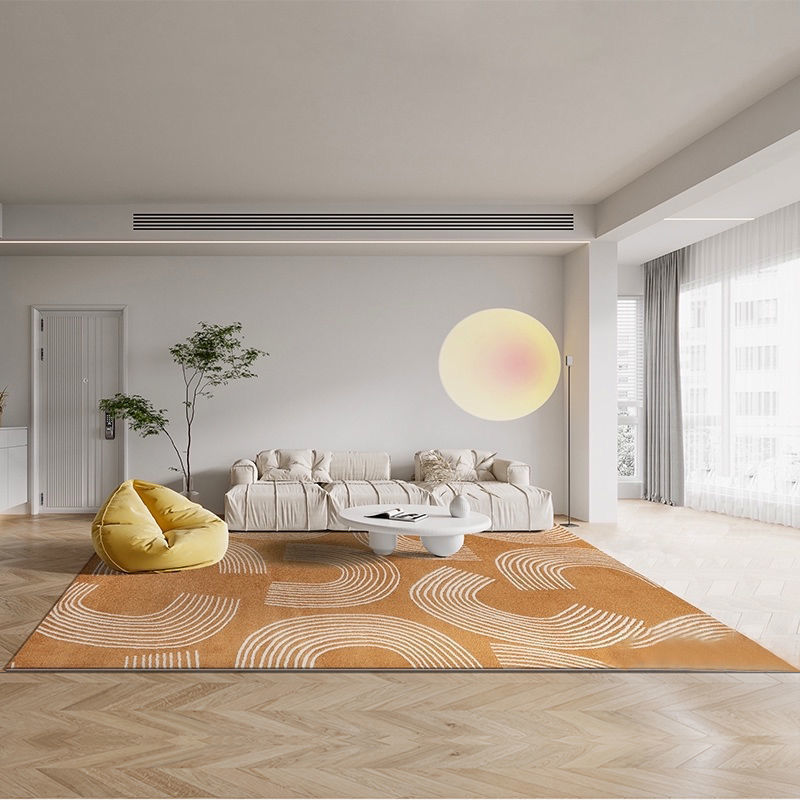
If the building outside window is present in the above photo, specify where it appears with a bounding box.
[617,296,644,488]
[680,256,800,522]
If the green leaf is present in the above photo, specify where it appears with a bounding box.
[98,394,168,437]
[169,321,268,387]
[100,323,266,483]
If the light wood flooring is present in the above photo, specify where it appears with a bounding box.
[577,500,800,669]
[1,502,800,799]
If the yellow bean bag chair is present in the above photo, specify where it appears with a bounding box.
[92,479,228,573]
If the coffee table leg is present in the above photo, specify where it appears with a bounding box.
[421,534,464,557]
[369,531,397,555]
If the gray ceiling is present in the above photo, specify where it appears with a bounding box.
[1,0,800,206]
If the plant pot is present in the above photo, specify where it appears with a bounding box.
[180,476,201,506]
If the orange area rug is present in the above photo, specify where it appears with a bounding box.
[6,526,796,671]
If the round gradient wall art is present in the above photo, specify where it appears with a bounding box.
[438,308,561,421]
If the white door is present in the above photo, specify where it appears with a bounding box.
[36,309,125,512]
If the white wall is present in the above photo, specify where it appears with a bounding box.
[563,250,589,519]
[618,262,644,296]
[0,255,565,515]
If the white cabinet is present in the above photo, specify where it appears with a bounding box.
[0,427,28,513]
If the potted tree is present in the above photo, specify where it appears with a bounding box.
[100,322,266,503]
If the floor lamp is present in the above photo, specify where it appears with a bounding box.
[563,354,578,527]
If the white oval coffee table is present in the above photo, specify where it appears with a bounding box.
[339,504,491,557]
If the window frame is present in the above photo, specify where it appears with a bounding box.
[617,295,644,484]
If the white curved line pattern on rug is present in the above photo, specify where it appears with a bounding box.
[495,546,656,591]
[490,643,610,669]
[218,539,269,575]
[629,614,732,648]
[475,526,580,544]
[123,650,200,669]
[410,567,645,650]
[37,583,240,648]
[92,561,124,576]
[265,544,401,608]
[235,614,482,669]
[351,532,480,560]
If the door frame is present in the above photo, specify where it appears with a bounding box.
[30,305,129,515]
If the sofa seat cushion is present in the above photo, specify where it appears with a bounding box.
[428,481,553,531]
[325,480,435,530]
[225,480,329,531]
[92,480,228,573]
[256,449,333,482]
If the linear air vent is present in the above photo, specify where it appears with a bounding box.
[132,213,575,232]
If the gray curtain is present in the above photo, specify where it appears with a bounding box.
[643,250,684,505]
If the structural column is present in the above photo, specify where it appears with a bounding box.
[563,241,618,523]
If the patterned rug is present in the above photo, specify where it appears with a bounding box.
[6,526,796,671]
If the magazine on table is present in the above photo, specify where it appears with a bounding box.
[366,508,428,522]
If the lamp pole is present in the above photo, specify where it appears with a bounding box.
[564,354,578,527]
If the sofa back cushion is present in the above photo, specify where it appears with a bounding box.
[414,449,497,482]
[329,451,391,481]
[255,450,391,482]
[256,449,333,482]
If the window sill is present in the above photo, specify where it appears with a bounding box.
[618,481,642,499]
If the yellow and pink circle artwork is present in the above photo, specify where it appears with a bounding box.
[438,308,561,420]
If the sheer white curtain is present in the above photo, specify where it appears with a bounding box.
[680,200,800,527]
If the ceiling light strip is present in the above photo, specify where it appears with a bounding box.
[132,214,574,219]
[133,227,576,231]
[0,239,591,245]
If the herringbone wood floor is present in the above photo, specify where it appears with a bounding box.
[2,503,800,799]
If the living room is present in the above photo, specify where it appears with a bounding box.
[1,1,800,799]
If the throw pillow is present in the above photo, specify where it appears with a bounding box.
[257,449,333,482]
[418,449,498,482]
[473,450,498,481]
[310,450,333,482]
[418,450,457,483]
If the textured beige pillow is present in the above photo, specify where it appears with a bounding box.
[418,449,498,482]
[418,450,457,483]
[256,449,333,482]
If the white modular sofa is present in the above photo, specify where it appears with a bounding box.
[224,448,554,532]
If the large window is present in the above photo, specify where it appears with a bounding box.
[680,255,800,525]
[617,296,644,480]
